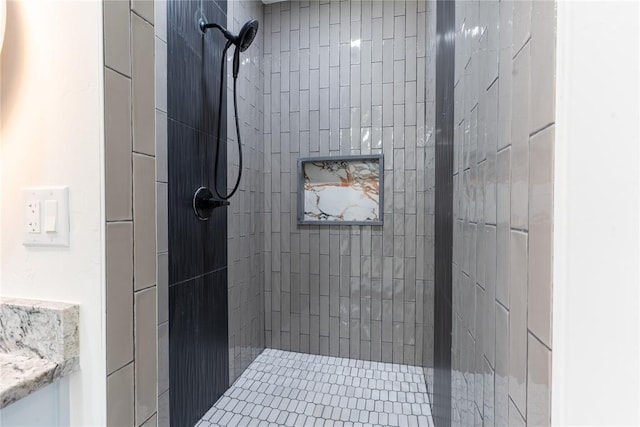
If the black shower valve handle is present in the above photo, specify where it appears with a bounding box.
[193,187,229,221]
[200,198,230,209]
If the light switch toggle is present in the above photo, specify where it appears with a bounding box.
[43,200,58,233]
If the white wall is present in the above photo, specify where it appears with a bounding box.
[0,1,105,425]
[553,1,640,425]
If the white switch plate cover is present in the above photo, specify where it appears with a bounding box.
[23,187,70,247]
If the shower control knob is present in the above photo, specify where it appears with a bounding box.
[193,186,229,220]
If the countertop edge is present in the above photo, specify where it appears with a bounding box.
[0,355,79,410]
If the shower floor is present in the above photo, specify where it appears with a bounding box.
[197,348,433,427]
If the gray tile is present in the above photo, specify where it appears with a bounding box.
[156,182,168,253]
[509,398,526,427]
[155,110,167,182]
[141,413,157,427]
[195,349,431,426]
[509,231,528,415]
[132,0,154,25]
[527,333,551,426]
[155,39,167,114]
[106,222,134,374]
[530,0,556,133]
[158,321,169,395]
[154,0,167,42]
[484,226,497,367]
[105,68,132,222]
[495,303,509,426]
[158,390,170,427]
[528,126,554,348]
[496,148,510,307]
[104,0,131,77]
[157,252,168,324]
[497,1,513,152]
[107,363,134,427]
[512,0,531,56]
[262,0,433,367]
[135,286,158,425]
[133,154,156,290]
[510,43,530,231]
[132,13,155,156]
[483,358,495,426]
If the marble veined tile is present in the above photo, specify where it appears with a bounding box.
[302,158,382,223]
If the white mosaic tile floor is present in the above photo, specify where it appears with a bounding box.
[197,349,434,427]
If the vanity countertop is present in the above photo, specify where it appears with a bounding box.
[0,297,79,409]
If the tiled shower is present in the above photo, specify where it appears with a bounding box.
[261,0,436,368]
[103,0,556,426]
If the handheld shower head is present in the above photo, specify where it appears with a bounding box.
[198,17,260,204]
[237,19,259,52]
[200,18,259,78]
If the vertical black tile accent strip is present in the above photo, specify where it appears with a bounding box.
[167,0,228,425]
[433,0,455,426]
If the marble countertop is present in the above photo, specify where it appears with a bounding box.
[0,297,79,409]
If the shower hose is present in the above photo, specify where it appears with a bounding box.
[213,41,243,200]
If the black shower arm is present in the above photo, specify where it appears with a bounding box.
[199,19,235,43]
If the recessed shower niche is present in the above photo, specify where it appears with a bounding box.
[297,155,384,225]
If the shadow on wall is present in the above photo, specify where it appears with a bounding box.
[0,0,24,126]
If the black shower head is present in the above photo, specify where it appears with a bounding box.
[200,18,259,78]
[199,18,259,52]
[237,19,259,52]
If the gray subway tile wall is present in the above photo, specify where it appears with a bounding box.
[104,67,133,222]
[104,0,158,426]
[107,362,136,427]
[135,286,159,425]
[106,221,134,375]
[263,0,436,369]
[155,1,169,424]
[451,0,555,425]
[104,1,556,425]
[133,153,157,291]
[226,0,267,384]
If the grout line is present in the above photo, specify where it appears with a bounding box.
[130,10,155,28]
[486,75,499,92]
[512,37,532,61]
[138,411,157,427]
[107,360,134,379]
[529,122,555,139]
[508,395,527,422]
[528,329,552,352]
[497,144,512,154]
[168,267,229,288]
[134,283,157,294]
[104,65,132,81]
[132,151,156,159]
[106,219,134,225]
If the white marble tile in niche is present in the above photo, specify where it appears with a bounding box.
[299,156,383,224]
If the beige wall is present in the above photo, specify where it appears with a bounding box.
[0,1,106,424]
[451,0,555,425]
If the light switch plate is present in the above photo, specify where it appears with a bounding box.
[23,187,70,247]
